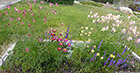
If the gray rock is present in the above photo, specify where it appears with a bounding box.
[119,7,134,15]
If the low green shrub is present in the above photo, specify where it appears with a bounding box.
[48,0,74,5]
[80,1,103,7]
[92,0,113,3]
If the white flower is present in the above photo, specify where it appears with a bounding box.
[88,15,90,18]
[134,26,137,29]
[80,34,83,36]
[85,33,87,35]
[91,28,93,30]
[97,19,100,22]
[81,26,83,29]
[122,28,126,33]
[116,24,120,27]
[136,39,140,44]
[112,27,116,33]
[90,11,93,14]
[137,31,139,35]
[105,26,109,30]
[132,29,136,34]
[127,37,132,41]
[43,39,47,42]
[116,15,120,19]
[129,27,133,31]
[107,21,110,23]
[128,31,131,35]
[81,30,84,33]
[129,21,135,25]
[88,31,91,34]
[101,16,105,19]
[128,16,131,19]
[85,27,88,30]
[91,15,93,18]
[93,20,96,23]
[101,27,106,32]
[96,16,99,18]
[101,19,105,22]
[112,24,116,26]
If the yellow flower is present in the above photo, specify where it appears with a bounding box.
[91,28,93,30]
[91,49,94,53]
[85,27,88,30]
[93,45,96,48]
[117,24,119,27]
[80,34,83,36]
[101,19,105,22]
[85,33,87,35]
[81,30,84,33]
[113,55,115,58]
[88,35,90,36]
[100,56,104,59]
[88,39,91,42]
[88,32,91,34]
[81,26,83,29]
[110,54,113,58]
[97,53,100,56]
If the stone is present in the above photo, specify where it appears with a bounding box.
[106,2,109,4]
[74,1,80,4]
[119,7,134,15]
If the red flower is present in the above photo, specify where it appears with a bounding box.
[28,33,31,37]
[67,43,71,47]
[64,38,68,42]
[44,16,46,19]
[52,37,56,41]
[5,25,7,27]
[53,31,56,33]
[38,38,42,42]
[59,33,62,36]
[51,33,55,36]
[25,48,29,52]
[29,24,31,27]
[55,3,59,7]
[58,42,63,46]
[63,48,67,52]
[8,23,10,26]
[57,47,62,51]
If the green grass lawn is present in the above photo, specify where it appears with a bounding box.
[0,1,140,55]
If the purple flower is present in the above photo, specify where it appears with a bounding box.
[117,53,121,57]
[124,64,127,67]
[45,29,47,37]
[91,57,94,61]
[65,24,70,38]
[121,47,127,55]
[104,50,106,56]
[113,51,115,55]
[115,59,122,67]
[138,7,140,10]
[98,40,103,49]
[104,62,106,65]
[108,59,113,67]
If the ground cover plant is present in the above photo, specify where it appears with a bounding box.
[80,1,103,7]
[0,0,140,72]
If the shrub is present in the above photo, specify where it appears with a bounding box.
[80,1,103,7]
[92,0,113,3]
[48,0,74,5]
[129,4,140,12]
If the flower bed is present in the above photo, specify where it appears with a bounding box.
[0,0,140,72]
